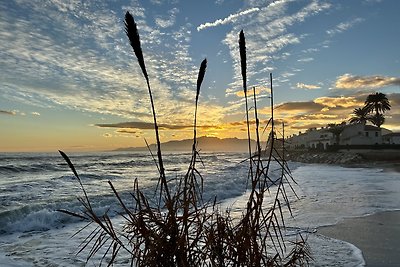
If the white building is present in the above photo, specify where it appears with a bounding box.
[340,124,383,145]
[287,128,333,150]
[287,123,394,150]
[383,133,400,144]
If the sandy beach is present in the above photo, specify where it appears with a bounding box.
[318,210,400,266]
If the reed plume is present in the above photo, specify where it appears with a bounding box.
[239,30,247,94]
[124,11,170,203]
[190,58,207,195]
[124,12,148,80]
[194,59,207,141]
[239,30,253,182]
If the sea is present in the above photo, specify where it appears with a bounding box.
[0,151,399,266]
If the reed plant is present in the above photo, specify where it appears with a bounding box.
[58,12,311,266]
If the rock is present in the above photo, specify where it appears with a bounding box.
[286,151,363,165]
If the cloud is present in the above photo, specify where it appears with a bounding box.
[0,110,16,115]
[0,0,221,128]
[96,121,193,130]
[31,112,41,116]
[326,18,364,36]
[296,83,321,90]
[116,129,139,134]
[97,121,164,130]
[313,96,362,108]
[297,57,314,62]
[197,7,260,31]
[222,0,331,92]
[150,0,163,5]
[274,101,324,113]
[228,85,270,98]
[388,93,400,106]
[103,133,112,138]
[335,74,400,89]
[155,8,179,28]
[95,121,223,131]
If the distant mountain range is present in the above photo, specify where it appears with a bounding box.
[114,136,266,152]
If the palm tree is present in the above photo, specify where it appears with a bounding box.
[349,106,369,124]
[327,122,346,145]
[369,113,385,128]
[364,92,391,116]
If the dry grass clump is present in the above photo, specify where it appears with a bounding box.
[58,11,311,266]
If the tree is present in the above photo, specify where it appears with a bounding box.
[364,92,391,117]
[349,106,370,124]
[327,122,346,145]
[369,113,385,128]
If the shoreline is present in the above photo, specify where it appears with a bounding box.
[317,210,400,267]
[286,150,400,172]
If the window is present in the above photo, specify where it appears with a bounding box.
[365,132,369,137]
[375,132,378,137]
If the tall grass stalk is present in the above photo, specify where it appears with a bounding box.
[58,12,311,267]
[125,12,171,204]
[239,30,254,181]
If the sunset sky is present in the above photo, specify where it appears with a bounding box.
[1,0,399,152]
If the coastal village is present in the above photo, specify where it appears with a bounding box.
[284,92,400,163]
[286,123,400,150]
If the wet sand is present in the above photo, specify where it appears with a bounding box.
[318,210,400,266]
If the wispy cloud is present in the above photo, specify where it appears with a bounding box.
[95,121,221,131]
[197,7,260,31]
[96,121,179,130]
[296,83,321,90]
[335,74,400,89]
[155,7,179,28]
[0,0,221,128]
[0,110,16,115]
[222,0,331,97]
[327,18,364,36]
[116,129,140,134]
[313,96,362,108]
[31,112,41,116]
[297,57,314,62]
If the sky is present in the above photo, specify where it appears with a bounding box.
[1,0,399,152]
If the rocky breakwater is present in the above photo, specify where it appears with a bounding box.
[286,151,363,165]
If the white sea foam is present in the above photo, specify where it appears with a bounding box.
[308,234,365,267]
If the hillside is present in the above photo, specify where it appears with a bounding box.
[114,136,265,152]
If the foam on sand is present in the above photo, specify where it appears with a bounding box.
[318,210,400,266]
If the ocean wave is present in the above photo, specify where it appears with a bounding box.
[0,163,63,174]
[0,193,127,235]
[50,173,121,183]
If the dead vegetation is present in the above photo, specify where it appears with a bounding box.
[58,11,311,266]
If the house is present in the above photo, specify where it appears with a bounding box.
[340,124,384,145]
[308,130,333,150]
[383,132,400,144]
[287,128,333,150]
[286,123,394,150]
